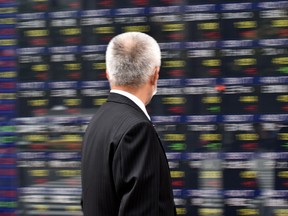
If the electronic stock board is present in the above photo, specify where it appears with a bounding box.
[0,0,288,215]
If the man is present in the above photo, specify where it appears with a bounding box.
[81,32,176,215]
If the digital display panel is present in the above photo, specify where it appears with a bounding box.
[0,1,17,214]
[0,0,287,215]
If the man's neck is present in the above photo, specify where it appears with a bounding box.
[111,85,150,105]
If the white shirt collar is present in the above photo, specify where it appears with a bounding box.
[110,89,151,120]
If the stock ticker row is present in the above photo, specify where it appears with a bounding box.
[1,0,288,216]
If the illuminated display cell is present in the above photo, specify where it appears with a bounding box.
[253,155,275,191]
[17,150,47,186]
[275,164,288,189]
[82,0,115,9]
[116,0,150,7]
[261,190,288,216]
[114,7,151,37]
[166,152,184,188]
[184,156,199,189]
[186,113,220,152]
[0,46,16,60]
[0,91,16,101]
[0,105,16,117]
[147,79,185,115]
[0,82,16,91]
[276,125,288,151]
[260,84,288,114]
[49,46,82,81]
[49,133,82,149]
[17,88,49,117]
[18,0,80,12]
[48,81,81,115]
[221,47,259,77]
[184,78,222,115]
[42,122,83,147]
[81,10,114,45]
[252,122,282,152]
[224,190,260,216]
[258,1,288,39]
[184,4,220,41]
[49,11,81,46]
[221,78,260,114]
[16,125,49,150]
[186,189,223,216]
[185,152,221,189]
[0,6,16,15]
[157,123,186,152]
[159,42,185,78]
[258,40,288,77]
[150,0,183,6]
[18,186,82,215]
[163,131,186,152]
[0,59,16,72]
[17,13,49,47]
[149,93,186,115]
[149,6,185,42]
[199,160,222,189]
[174,194,187,216]
[223,122,260,152]
[186,124,222,152]
[160,95,186,114]
[274,153,288,190]
[50,0,81,11]
[152,114,185,152]
[81,45,107,81]
[185,42,221,78]
[223,153,258,190]
[0,27,16,39]
[0,71,16,80]
[81,80,109,110]
[220,3,258,40]
[18,47,49,81]
[17,0,49,13]
[222,115,259,152]
[22,96,48,113]
[0,40,16,50]
[0,17,16,27]
[0,58,17,71]
[185,115,220,152]
[188,0,219,4]
[186,91,222,114]
[47,150,81,182]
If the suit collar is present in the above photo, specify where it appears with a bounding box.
[107,93,150,121]
[110,89,150,120]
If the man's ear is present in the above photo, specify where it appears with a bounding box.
[106,70,110,81]
[150,67,160,84]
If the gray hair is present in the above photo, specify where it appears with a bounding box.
[106,32,161,87]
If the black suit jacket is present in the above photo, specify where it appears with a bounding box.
[81,93,176,216]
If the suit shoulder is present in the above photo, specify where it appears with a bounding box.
[106,101,150,124]
[117,110,151,132]
[89,102,151,133]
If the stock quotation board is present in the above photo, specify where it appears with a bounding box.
[0,0,288,215]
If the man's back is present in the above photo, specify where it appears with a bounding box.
[81,93,176,215]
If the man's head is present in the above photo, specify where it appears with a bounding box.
[105,32,161,104]
[106,32,161,104]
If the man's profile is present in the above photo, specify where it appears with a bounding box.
[81,32,176,215]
